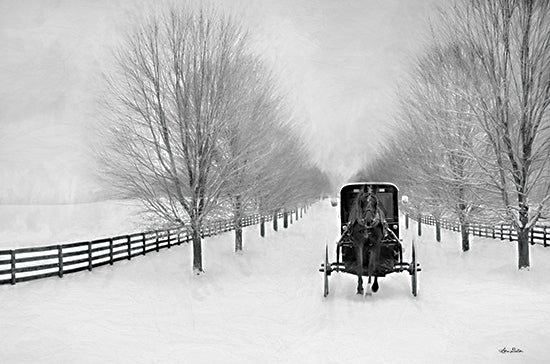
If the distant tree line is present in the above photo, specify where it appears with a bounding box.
[99,4,330,274]
[357,0,550,270]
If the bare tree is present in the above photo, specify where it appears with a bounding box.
[401,42,488,251]
[445,0,550,269]
[359,0,550,268]
[217,59,288,251]
[101,5,258,274]
[253,123,329,220]
[357,38,493,251]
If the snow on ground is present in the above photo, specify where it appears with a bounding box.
[2,200,550,363]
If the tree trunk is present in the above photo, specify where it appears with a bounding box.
[192,225,203,274]
[273,211,278,231]
[260,216,265,237]
[460,221,469,252]
[234,195,242,252]
[517,228,530,269]
[235,227,242,252]
[283,210,288,228]
[517,204,530,269]
[457,202,469,252]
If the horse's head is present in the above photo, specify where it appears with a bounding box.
[358,188,379,229]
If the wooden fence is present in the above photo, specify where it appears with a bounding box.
[0,207,306,286]
[406,213,550,247]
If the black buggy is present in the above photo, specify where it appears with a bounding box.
[320,182,421,297]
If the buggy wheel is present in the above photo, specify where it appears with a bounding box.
[324,244,330,297]
[411,243,417,297]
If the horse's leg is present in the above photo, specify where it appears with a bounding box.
[373,277,379,292]
[365,248,373,295]
[371,242,380,293]
[356,244,364,295]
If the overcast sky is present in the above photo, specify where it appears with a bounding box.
[0,0,440,203]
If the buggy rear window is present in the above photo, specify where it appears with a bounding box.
[376,192,394,220]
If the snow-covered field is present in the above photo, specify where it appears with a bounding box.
[0,200,152,248]
[2,200,550,363]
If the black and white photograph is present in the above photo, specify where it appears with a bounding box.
[1,0,550,362]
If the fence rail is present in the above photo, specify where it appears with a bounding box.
[406,213,549,247]
[0,207,307,286]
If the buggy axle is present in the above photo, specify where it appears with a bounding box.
[320,261,420,276]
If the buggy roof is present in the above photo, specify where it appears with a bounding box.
[339,182,399,194]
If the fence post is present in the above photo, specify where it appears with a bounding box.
[418,215,422,236]
[167,230,171,249]
[155,232,160,252]
[435,220,441,242]
[88,242,93,271]
[58,245,63,278]
[10,250,16,285]
[405,214,409,229]
[544,227,548,247]
[296,208,299,221]
[500,224,504,240]
[284,210,288,228]
[109,238,114,265]
[142,233,146,255]
[127,236,132,260]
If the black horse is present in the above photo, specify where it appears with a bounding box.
[348,187,386,295]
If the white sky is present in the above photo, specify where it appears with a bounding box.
[0,0,440,203]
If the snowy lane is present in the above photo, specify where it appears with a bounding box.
[2,201,550,363]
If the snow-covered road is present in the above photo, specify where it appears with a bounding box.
[2,200,550,363]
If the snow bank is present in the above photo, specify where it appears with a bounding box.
[2,200,550,363]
